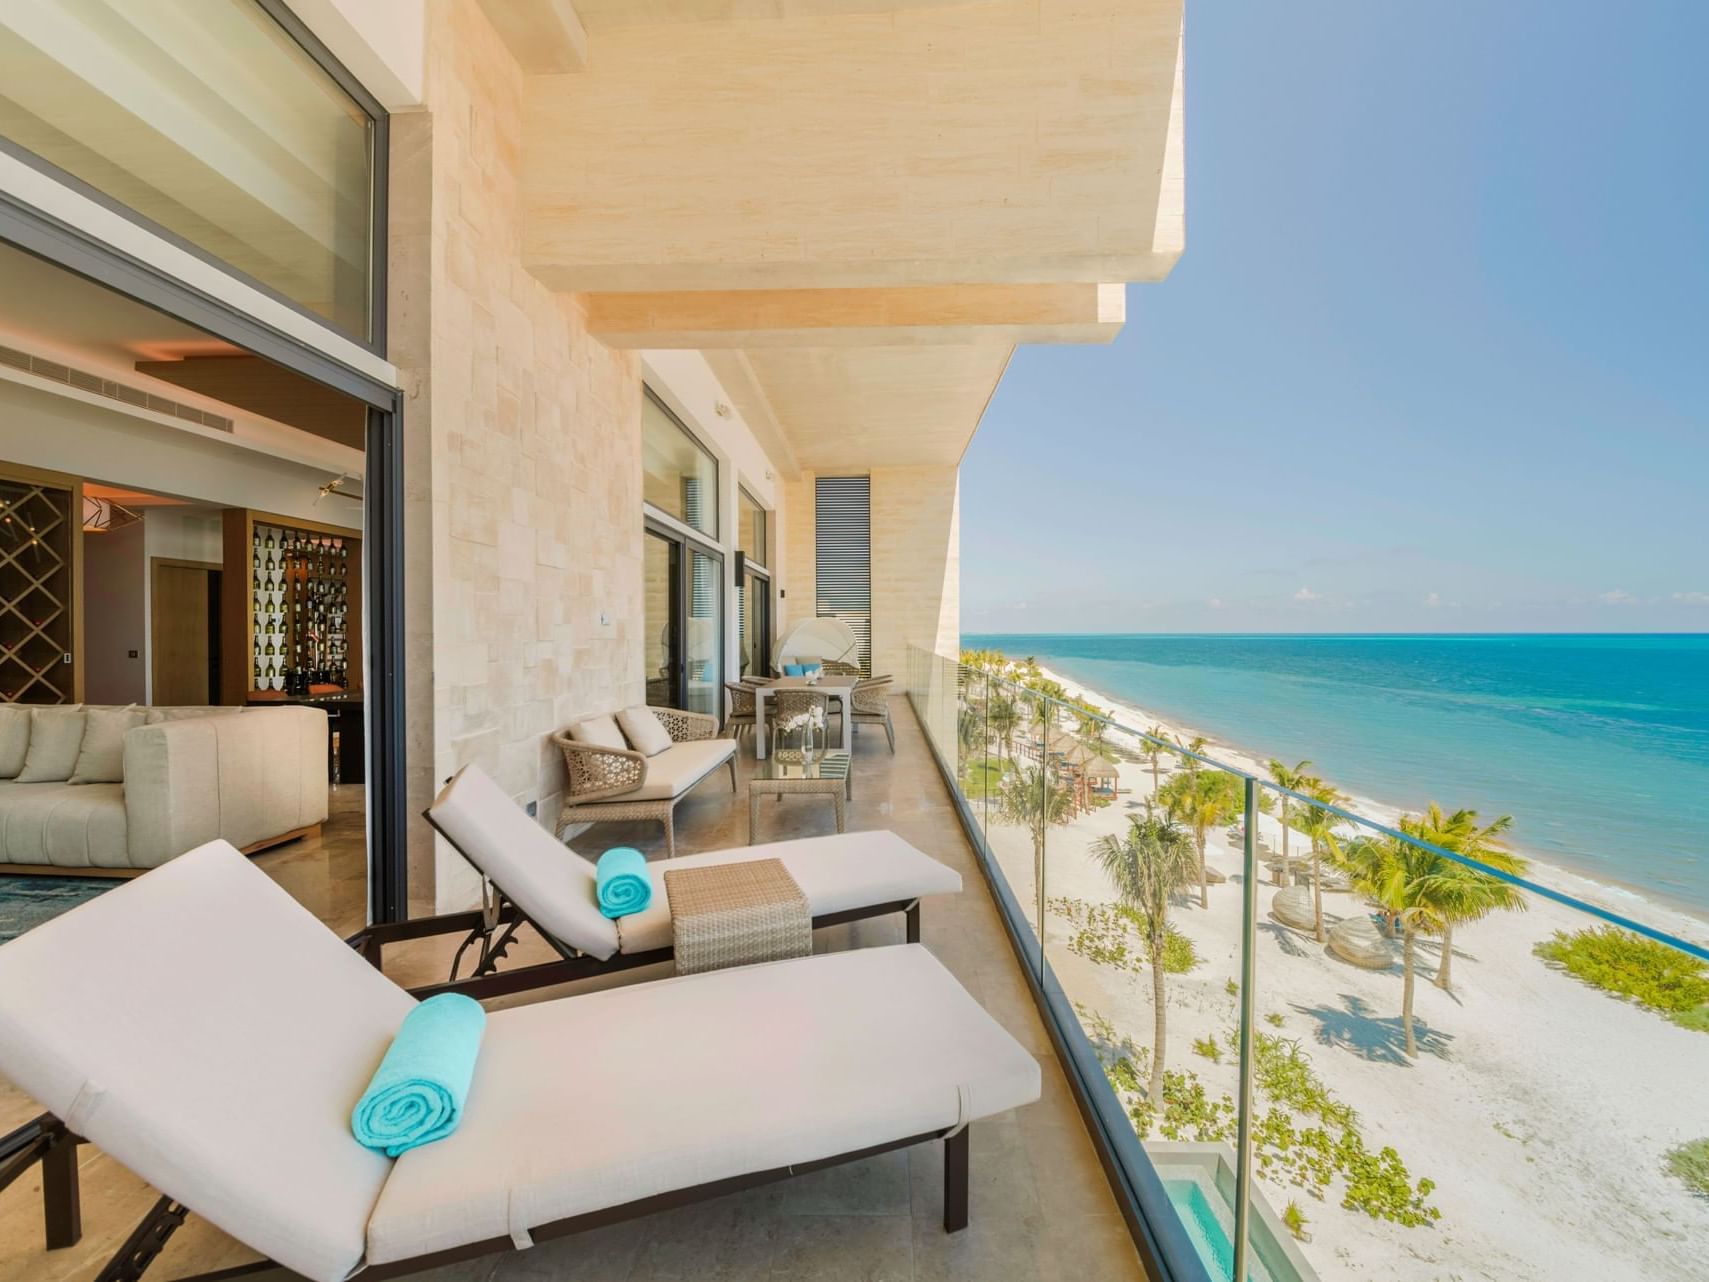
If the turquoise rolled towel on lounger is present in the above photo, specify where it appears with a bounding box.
[351,993,485,1157]
[596,845,652,918]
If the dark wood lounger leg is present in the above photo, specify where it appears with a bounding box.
[944,1125,970,1232]
[905,900,922,944]
[41,1128,81,1250]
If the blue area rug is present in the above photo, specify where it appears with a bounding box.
[0,877,114,944]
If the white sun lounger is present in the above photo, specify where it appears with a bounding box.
[0,841,1040,1281]
[363,764,962,998]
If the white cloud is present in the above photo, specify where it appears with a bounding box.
[1207,597,1224,609]
[1293,587,1320,603]
[1598,589,1635,605]
[1424,591,1441,608]
[1673,591,1709,606]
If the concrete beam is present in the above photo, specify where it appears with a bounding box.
[476,0,587,73]
[587,283,1123,348]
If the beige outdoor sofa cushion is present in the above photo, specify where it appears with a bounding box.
[567,713,626,751]
[0,842,410,1282]
[70,706,147,783]
[15,707,87,782]
[624,736,736,801]
[365,942,1040,1264]
[429,765,963,959]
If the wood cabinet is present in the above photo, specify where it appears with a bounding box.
[219,508,361,705]
[0,464,82,704]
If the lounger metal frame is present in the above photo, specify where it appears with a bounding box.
[13,1111,969,1280]
[342,809,922,1001]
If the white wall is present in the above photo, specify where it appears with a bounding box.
[640,350,787,687]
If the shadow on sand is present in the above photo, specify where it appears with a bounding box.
[1290,993,1454,1066]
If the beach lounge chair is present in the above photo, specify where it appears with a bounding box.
[361,764,962,999]
[0,842,1040,1281]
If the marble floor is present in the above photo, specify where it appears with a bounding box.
[0,705,1147,1282]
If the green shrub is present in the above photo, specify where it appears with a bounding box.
[1534,927,1709,1031]
[1225,977,1240,997]
[1266,1012,1286,1028]
[1192,1035,1222,1063]
[1666,1138,1709,1199]
[1049,898,1198,974]
[1282,1200,1308,1240]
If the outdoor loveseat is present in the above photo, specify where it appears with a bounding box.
[554,706,736,857]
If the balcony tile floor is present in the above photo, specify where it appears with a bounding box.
[0,704,1144,1281]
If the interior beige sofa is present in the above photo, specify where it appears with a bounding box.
[0,705,329,876]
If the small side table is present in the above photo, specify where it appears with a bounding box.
[749,749,852,841]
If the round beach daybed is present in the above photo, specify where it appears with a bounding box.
[1328,915,1398,970]
[1270,884,1315,932]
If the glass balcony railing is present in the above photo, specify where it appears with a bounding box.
[907,645,1709,1282]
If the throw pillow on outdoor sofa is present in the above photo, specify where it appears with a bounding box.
[617,706,673,757]
[0,705,33,778]
[567,715,627,752]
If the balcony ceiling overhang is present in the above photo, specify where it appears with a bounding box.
[478,0,1183,476]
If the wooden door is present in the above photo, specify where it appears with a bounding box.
[151,559,217,705]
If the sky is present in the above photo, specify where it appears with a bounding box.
[961,2,1709,635]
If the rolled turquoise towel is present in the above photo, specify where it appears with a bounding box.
[597,845,652,918]
[351,993,485,1157]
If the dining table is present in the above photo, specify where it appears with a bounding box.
[752,674,859,758]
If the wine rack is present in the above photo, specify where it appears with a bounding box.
[0,473,78,705]
[221,509,361,703]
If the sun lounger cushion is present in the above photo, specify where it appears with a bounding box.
[0,842,413,1282]
[364,943,1040,1264]
[431,766,621,959]
[615,829,964,955]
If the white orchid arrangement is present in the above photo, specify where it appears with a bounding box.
[780,707,828,734]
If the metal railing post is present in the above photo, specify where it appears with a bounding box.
[1233,776,1259,1282]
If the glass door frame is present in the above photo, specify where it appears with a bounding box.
[643,513,724,716]
[740,564,772,679]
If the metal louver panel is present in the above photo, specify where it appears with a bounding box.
[0,343,234,433]
[814,475,872,675]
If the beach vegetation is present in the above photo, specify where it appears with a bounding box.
[1282,1200,1309,1240]
[1049,897,1199,975]
[1192,1034,1222,1062]
[1091,815,1201,1103]
[1225,977,1239,997]
[1141,725,1170,811]
[1158,769,1244,908]
[958,755,1004,802]
[1533,926,1709,1031]
[1265,758,1315,888]
[1267,1011,1286,1028]
[996,765,1073,900]
[1665,1139,1709,1199]
[986,693,1020,763]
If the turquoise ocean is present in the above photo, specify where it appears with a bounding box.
[964,633,1709,915]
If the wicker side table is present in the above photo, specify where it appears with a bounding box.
[748,749,851,842]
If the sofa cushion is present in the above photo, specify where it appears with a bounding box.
[616,705,672,757]
[567,714,627,752]
[70,706,146,784]
[0,705,32,778]
[625,738,736,801]
[146,706,245,724]
[16,708,87,783]
[364,945,1041,1264]
[0,782,128,869]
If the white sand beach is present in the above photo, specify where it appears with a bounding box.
[976,663,1709,1282]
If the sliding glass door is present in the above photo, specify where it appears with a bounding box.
[644,521,722,717]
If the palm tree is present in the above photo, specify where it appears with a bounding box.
[1072,699,1109,753]
[997,765,1074,901]
[1405,804,1526,992]
[1091,816,1199,1104]
[1265,758,1314,888]
[1141,725,1170,801]
[987,694,1019,765]
[1295,779,1346,942]
[1339,812,1528,1057]
[1176,733,1208,783]
[1157,769,1243,908]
